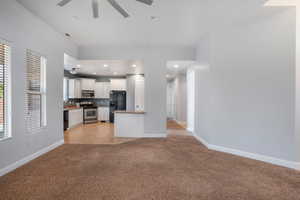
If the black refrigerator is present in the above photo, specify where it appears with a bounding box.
[109,91,126,123]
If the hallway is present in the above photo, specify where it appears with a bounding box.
[167,120,190,136]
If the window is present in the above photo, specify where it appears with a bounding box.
[26,49,47,133]
[0,41,11,140]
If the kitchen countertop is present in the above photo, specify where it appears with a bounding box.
[64,106,83,111]
[114,111,146,114]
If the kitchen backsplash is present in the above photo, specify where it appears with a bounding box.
[68,98,110,107]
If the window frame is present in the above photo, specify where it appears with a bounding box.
[0,38,12,141]
[26,49,47,134]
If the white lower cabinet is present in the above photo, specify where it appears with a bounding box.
[69,108,83,128]
[98,107,110,122]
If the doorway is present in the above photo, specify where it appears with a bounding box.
[166,61,195,136]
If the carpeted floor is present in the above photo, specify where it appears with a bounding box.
[0,135,300,200]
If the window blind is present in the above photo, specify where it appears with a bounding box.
[0,43,10,139]
[26,49,47,133]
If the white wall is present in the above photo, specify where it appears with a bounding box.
[295,3,300,165]
[79,46,195,135]
[126,75,136,111]
[187,69,195,132]
[195,8,299,162]
[0,0,78,171]
[167,80,176,119]
[166,74,188,124]
[173,74,187,123]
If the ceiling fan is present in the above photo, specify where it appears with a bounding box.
[57,0,153,18]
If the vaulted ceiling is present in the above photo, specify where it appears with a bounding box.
[17,0,287,46]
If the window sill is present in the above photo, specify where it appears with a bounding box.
[0,136,12,142]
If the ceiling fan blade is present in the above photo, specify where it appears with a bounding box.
[92,0,99,18]
[57,0,72,7]
[107,0,130,18]
[136,0,153,6]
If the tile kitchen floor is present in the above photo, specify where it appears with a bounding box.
[64,122,136,144]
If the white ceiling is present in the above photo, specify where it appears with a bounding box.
[16,0,285,47]
[77,60,144,76]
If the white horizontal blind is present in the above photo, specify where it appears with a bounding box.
[0,43,10,139]
[26,49,47,133]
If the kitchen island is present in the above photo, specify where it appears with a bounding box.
[114,111,146,138]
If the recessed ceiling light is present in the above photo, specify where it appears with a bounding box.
[173,64,179,68]
[132,64,137,68]
[104,64,108,67]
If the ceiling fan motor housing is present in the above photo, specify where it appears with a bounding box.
[57,0,154,18]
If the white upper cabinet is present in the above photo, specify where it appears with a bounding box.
[103,82,111,98]
[110,79,127,91]
[68,79,81,98]
[95,82,102,98]
[81,78,96,90]
[95,82,111,99]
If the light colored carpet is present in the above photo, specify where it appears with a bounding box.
[0,135,300,200]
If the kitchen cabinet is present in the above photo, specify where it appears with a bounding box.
[110,79,127,91]
[68,79,81,98]
[68,108,83,128]
[135,77,145,111]
[95,82,111,99]
[103,82,111,98]
[98,107,110,122]
[81,78,96,91]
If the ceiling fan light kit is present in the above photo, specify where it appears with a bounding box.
[92,0,99,18]
[57,0,153,18]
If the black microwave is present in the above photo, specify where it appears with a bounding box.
[82,90,95,98]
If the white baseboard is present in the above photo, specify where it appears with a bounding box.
[143,133,167,138]
[193,132,209,148]
[187,127,194,132]
[193,133,300,170]
[0,140,64,177]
